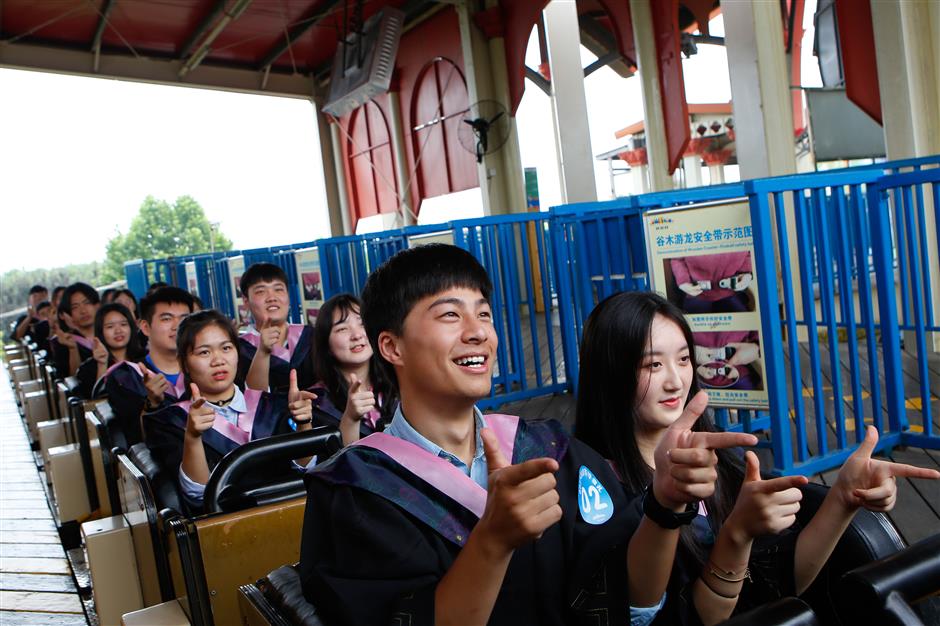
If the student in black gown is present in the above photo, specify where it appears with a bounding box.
[238,263,315,394]
[105,287,194,445]
[51,282,100,377]
[310,294,398,445]
[144,309,320,510]
[11,284,48,342]
[573,291,940,625]
[297,244,752,626]
[75,303,145,398]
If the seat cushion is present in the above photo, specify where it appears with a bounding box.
[260,565,324,626]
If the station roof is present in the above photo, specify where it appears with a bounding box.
[1,0,717,102]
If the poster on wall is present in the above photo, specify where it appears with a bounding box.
[227,256,249,329]
[184,261,199,297]
[644,200,768,409]
[294,248,324,327]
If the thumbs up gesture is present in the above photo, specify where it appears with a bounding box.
[475,428,562,555]
[341,374,377,424]
[185,383,216,438]
[287,369,317,426]
[92,338,109,365]
[833,426,940,512]
[724,452,808,542]
[141,364,170,406]
[259,318,282,354]
[652,391,760,510]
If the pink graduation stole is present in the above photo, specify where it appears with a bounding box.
[176,389,263,446]
[352,413,520,518]
[243,324,304,362]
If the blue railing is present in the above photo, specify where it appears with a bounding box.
[128,155,940,474]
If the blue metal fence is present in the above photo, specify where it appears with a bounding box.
[128,155,940,474]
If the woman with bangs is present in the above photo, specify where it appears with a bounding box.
[143,309,322,511]
[311,294,398,446]
[574,291,940,625]
[75,303,145,398]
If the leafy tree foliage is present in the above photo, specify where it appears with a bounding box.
[102,195,232,281]
[0,262,104,315]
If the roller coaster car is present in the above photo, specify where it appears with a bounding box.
[839,532,940,626]
[234,482,908,626]
[116,426,341,626]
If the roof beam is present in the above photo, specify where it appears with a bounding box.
[178,0,228,60]
[524,66,551,96]
[258,0,343,71]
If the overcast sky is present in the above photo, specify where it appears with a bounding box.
[0,8,820,275]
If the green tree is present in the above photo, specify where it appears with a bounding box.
[102,195,233,281]
[0,262,104,315]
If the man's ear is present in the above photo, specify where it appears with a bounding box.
[138,319,151,338]
[377,330,404,368]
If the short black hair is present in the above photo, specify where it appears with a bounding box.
[62,282,101,311]
[140,286,195,323]
[239,262,288,296]
[100,288,117,304]
[360,244,492,382]
[36,301,51,313]
[28,285,48,296]
[146,282,169,297]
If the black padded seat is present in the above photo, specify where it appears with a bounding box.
[256,565,325,626]
[720,597,820,626]
[128,442,185,515]
[839,533,940,626]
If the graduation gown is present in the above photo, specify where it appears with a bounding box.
[50,333,94,378]
[143,388,296,511]
[236,324,315,393]
[299,414,642,626]
[75,357,102,399]
[308,382,397,439]
[104,360,187,447]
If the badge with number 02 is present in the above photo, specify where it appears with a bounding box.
[578,465,614,525]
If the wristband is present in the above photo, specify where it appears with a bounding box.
[292,417,312,425]
[643,485,698,529]
[699,576,740,599]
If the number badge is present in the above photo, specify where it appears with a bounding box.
[578,465,614,525]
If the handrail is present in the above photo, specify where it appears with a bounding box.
[202,426,341,514]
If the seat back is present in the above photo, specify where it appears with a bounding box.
[796,482,905,624]
[839,533,940,626]
[116,447,181,606]
[721,597,820,626]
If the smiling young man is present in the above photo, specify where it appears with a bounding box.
[105,286,194,445]
[300,245,656,625]
[51,283,100,376]
[237,263,315,394]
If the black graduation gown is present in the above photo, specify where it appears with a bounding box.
[299,415,642,626]
[50,333,93,378]
[308,382,397,439]
[75,357,101,399]
[236,324,315,393]
[142,389,295,511]
[104,360,187,447]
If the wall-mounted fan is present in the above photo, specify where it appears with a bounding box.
[457,100,511,164]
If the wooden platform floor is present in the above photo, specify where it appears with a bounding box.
[0,370,89,625]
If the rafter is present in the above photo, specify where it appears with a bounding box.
[257,0,343,71]
[178,0,227,60]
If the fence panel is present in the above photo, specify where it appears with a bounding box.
[452,214,567,409]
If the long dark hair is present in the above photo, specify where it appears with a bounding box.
[314,294,396,424]
[574,291,743,561]
[94,303,145,363]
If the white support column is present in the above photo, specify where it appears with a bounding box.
[543,0,597,203]
[708,164,725,185]
[630,0,673,192]
[327,120,353,236]
[899,0,940,351]
[723,0,797,179]
[455,0,527,215]
[632,164,649,195]
[870,0,916,160]
[683,155,703,188]
[387,90,416,226]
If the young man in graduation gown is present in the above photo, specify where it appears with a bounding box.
[51,282,100,377]
[237,263,315,394]
[11,284,48,342]
[299,245,749,626]
[105,286,194,445]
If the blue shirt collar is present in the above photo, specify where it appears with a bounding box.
[385,404,490,488]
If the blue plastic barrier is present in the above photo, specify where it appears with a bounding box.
[127,155,940,474]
